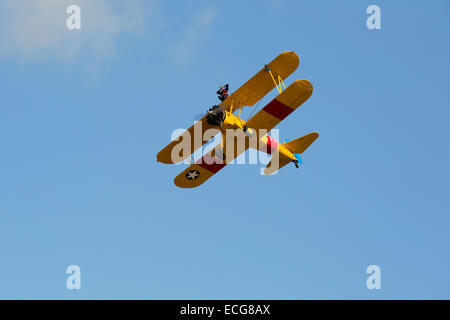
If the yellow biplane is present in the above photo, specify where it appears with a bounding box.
[157,51,319,188]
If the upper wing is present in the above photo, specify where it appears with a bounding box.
[246,79,313,133]
[174,132,250,188]
[220,51,300,113]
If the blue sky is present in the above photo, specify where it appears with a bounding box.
[0,0,449,299]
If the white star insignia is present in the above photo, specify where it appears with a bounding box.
[185,170,200,180]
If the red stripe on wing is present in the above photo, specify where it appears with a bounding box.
[262,99,294,120]
[197,154,226,174]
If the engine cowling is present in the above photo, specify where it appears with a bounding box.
[206,105,226,128]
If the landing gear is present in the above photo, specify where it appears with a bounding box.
[293,160,299,168]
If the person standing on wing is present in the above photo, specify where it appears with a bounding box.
[216,84,229,102]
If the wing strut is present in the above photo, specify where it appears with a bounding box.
[265,64,287,94]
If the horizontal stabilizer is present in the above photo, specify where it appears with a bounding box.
[283,132,319,154]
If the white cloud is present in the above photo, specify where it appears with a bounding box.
[170,6,217,64]
[0,0,155,62]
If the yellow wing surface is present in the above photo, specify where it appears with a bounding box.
[246,79,313,133]
[157,51,299,164]
[220,51,300,112]
[173,153,229,189]
[157,117,216,164]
